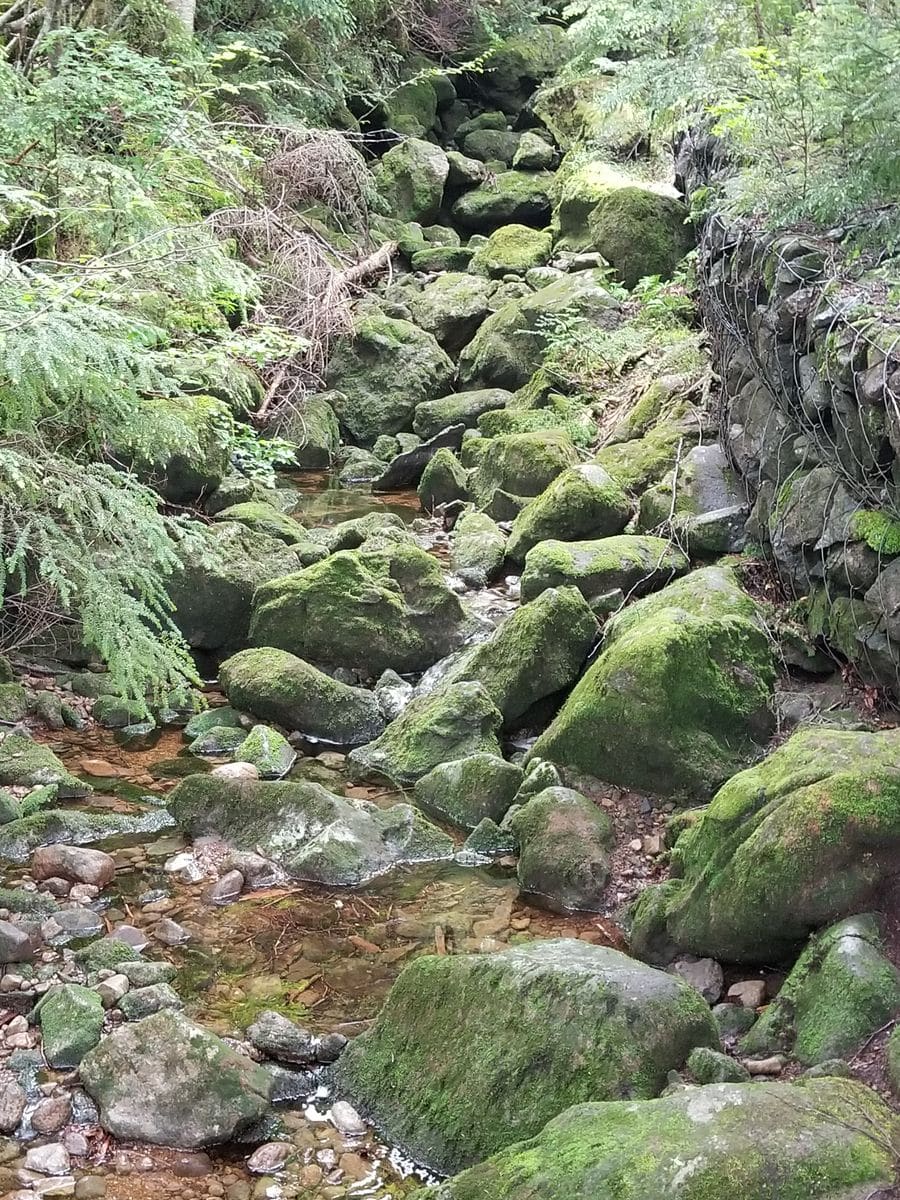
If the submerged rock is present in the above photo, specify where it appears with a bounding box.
[219,648,385,745]
[741,914,900,1065]
[337,939,717,1173]
[414,753,523,830]
[510,786,614,913]
[169,775,453,885]
[250,542,470,676]
[425,1078,898,1200]
[80,1010,273,1148]
[532,567,775,799]
[630,726,900,964]
[348,681,503,786]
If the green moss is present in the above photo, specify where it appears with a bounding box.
[214,502,307,546]
[507,465,631,565]
[594,419,697,494]
[376,138,448,224]
[588,186,695,289]
[0,733,90,799]
[76,937,143,973]
[470,430,578,507]
[35,983,104,1067]
[520,534,688,604]
[0,683,27,723]
[235,724,295,777]
[449,509,507,582]
[851,508,900,555]
[414,753,523,830]
[469,224,553,278]
[451,171,553,234]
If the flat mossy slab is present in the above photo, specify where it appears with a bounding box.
[219,648,385,745]
[631,725,900,964]
[413,389,511,441]
[169,774,452,885]
[213,502,307,546]
[520,534,688,604]
[451,170,553,234]
[531,567,775,800]
[0,806,174,863]
[422,1078,898,1200]
[741,914,900,1065]
[0,733,90,799]
[337,939,717,1174]
[469,224,553,278]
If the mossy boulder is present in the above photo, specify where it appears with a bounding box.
[410,245,473,271]
[631,726,900,964]
[406,272,494,355]
[283,393,340,469]
[167,521,298,651]
[376,139,449,224]
[234,725,295,778]
[469,224,553,278]
[549,157,636,250]
[35,983,104,1067]
[638,442,748,554]
[0,683,27,723]
[92,695,148,729]
[741,915,900,1065]
[189,725,248,755]
[451,171,553,234]
[183,707,243,740]
[440,586,597,724]
[510,786,614,913]
[326,311,455,444]
[250,542,469,676]
[531,567,776,799]
[470,430,578,507]
[219,648,385,745]
[337,939,718,1173]
[450,509,507,585]
[0,806,173,863]
[424,1078,899,1200]
[459,270,620,390]
[594,418,698,494]
[414,753,523,830]
[379,80,439,138]
[413,389,511,441]
[513,131,557,170]
[213,502,307,546]
[445,149,487,188]
[477,24,568,113]
[588,186,695,289]
[460,128,521,166]
[520,534,688,605]
[80,1010,273,1148]
[169,774,453,885]
[417,449,471,511]
[0,734,90,799]
[153,395,230,504]
[348,681,503,786]
[688,1045,751,1083]
[507,465,632,564]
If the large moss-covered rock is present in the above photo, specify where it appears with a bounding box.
[638,442,748,554]
[213,502,307,545]
[81,1010,273,1148]
[413,389,511,441]
[507,465,631,563]
[440,586,596,723]
[469,224,553,278]
[461,128,522,166]
[550,157,636,251]
[376,139,449,224]
[219,648,385,745]
[153,395,230,504]
[520,534,688,605]
[326,311,454,444]
[0,734,89,799]
[424,1078,899,1200]
[510,786,614,913]
[283,393,340,468]
[0,806,173,863]
[414,753,523,830]
[631,727,900,963]
[35,983,104,1067]
[170,774,453,884]
[0,682,26,723]
[250,543,469,676]
[450,509,507,584]
[379,81,439,138]
[451,171,553,233]
[406,273,494,356]
[588,186,695,289]
[531,567,776,799]
[741,915,900,1065]
[167,521,298,651]
[337,939,717,1173]
[478,24,568,113]
[417,448,471,511]
[459,270,620,389]
[470,430,578,507]
[348,681,503,786]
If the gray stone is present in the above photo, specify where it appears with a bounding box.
[687,1045,750,1083]
[202,870,244,906]
[371,425,467,492]
[118,982,184,1021]
[247,1010,316,1065]
[31,1095,72,1135]
[118,960,177,988]
[671,957,725,1004]
[0,920,33,963]
[0,1069,25,1133]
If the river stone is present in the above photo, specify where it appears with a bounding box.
[417,449,470,511]
[80,1010,273,1148]
[247,1010,316,1065]
[413,390,511,441]
[0,734,89,799]
[0,1070,25,1133]
[449,510,507,585]
[439,587,597,724]
[119,960,177,987]
[531,567,775,800]
[741,915,900,1064]
[349,681,502,786]
[630,726,900,964]
[688,1045,751,1084]
[451,170,553,233]
[167,521,299,651]
[183,707,244,740]
[406,273,494,355]
[509,786,614,913]
[0,919,32,963]
[326,311,454,444]
[32,846,115,888]
[0,806,174,864]
[371,425,466,492]
[322,513,408,553]
[118,982,184,1021]
[414,754,523,830]
[189,725,248,755]
[35,984,104,1067]
[425,1078,899,1200]
[235,725,295,778]
[507,465,632,564]
[520,534,688,604]
[250,543,469,677]
[169,775,453,885]
[376,139,449,225]
[337,939,717,1173]
[671,957,724,1004]
[470,430,579,508]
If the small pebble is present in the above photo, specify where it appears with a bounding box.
[329,1101,365,1137]
[246,1142,292,1174]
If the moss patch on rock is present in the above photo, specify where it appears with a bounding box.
[507,464,631,564]
[520,534,688,605]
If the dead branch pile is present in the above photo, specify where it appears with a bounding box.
[263,128,373,235]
